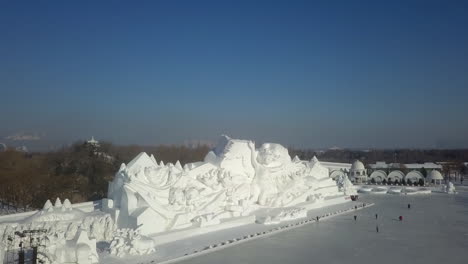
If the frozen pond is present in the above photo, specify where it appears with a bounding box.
[176,187,468,264]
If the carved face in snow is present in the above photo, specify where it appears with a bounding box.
[256,143,291,167]
[169,188,185,205]
[184,188,199,205]
[197,170,220,188]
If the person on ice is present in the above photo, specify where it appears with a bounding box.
[408,203,411,209]
[375,213,378,219]
[399,215,403,221]
[354,215,357,221]
[376,225,379,233]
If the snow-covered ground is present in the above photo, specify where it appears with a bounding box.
[173,186,468,264]
[99,200,369,264]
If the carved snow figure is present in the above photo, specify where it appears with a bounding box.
[106,136,348,235]
[336,174,357,196]
[446,182,456,194]
[109,229,155,257]
[55,229,98,264]
[249,142,282,205]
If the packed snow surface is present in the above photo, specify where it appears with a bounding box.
[173,186,468,264]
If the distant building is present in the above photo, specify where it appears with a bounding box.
[323,159,459,184]
[321,161,352,171]
[86,136,100,147]
[427,170,444,184]
[321,161,352,181]
[367,161,443,184]
[368,161,442,171]
[321,160,369,183]
[349,160,368,183]
[368,161,403,170]
[404,162,442,170]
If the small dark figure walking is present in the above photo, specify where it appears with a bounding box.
[354,215,357,221]
[407,203,411,209]
[399,215,403,221]
[316,216,319,221]
[376,225,379,233]
[375,213,378,219]
[355,205,358,210]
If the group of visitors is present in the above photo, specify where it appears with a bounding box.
[352,203,411,233]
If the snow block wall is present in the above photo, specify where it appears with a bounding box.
[106,136,348,235]
[0,199,115,264]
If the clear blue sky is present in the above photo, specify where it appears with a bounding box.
[1,0,467,150]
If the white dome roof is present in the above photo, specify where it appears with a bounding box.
[427,170,443,180]
[351,160,365,171]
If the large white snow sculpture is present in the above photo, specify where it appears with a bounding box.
[106,136,346,235]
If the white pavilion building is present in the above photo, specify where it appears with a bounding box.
[349,160,367,183]
[427,170,444,184]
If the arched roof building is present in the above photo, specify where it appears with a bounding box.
[405,171,424,183]
[427,170,444,184]
[388,170,405,183]
[330,170,346,180]
[369,170,387,183]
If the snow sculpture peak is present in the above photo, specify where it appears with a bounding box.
[206,135,256,177]
[292,155,300,163]
[127,152,155,172]
[175,160,182,170]
[43,199,52,210]
[311,156,319,164]
[54,198,62,208]
[63,198,72,210]
[150,154,157,165]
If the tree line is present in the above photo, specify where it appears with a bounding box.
[0,141,210,211]
[1,142,467,211]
